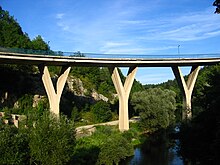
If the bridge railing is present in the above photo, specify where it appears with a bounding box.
[83,53,220,59]
[0,47,220,59]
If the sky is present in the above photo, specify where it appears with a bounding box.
[1,0,220,84]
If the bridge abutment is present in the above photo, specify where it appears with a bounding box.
[39,65,71,116]
[172,66,200,120]
[109,66,137,131]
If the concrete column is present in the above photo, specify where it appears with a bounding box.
[39,66,71,116]
[172,66,200,120]
[109,66,137,131]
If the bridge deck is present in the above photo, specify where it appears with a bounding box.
[0,52,220,67]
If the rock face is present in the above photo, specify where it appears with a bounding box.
[66,76,86,96]
[91,90,108,102]
[66,76,108,102]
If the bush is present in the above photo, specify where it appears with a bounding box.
[0,111,76,165]
[96,135,133,165]
[73,126,134,165]
[29,112,76,165]
[91,101,113,123]
[0,125,29,165]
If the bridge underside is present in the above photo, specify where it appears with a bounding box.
[0,51,219,131]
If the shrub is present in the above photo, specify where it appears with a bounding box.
[91,101,112,123]
[73,126,134,165]
[29,112,76,165]
[96,134,133,165]
[0,125,29,165]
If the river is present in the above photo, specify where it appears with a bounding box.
[120,127,184,165]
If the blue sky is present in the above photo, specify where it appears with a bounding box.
[1,0,220,84]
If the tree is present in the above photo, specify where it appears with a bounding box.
[91,101,112,123]
[179,64,220,164]
[96,134,133,165]
[131,88,176,132]
[0,6,32,48]
[213,0,220,14]
[31,35,49,50]
[29,112,75,165]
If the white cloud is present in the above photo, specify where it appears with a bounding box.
[137,9,220,41]
[53,3,220,54]
[57,22,70,31]
[56,13,65,19]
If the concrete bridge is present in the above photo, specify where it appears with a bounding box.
[0,51,220,131]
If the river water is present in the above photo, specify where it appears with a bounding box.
[123,140,183,165]
[121,127,184,165]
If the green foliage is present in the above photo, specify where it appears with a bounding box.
[17,94,33,114]
[78,101,116,125]
[179,106,220,164]
[70,51,85,57]
[29,112,75,165]
[96,135,133,165]
[131,79,144,94]
[1,107,12,120]
[91,101,113,123]
[81,111,96,124]
[120,123,143,146]
[0,7,50,52]
[0,7,32,49]
[179,64,220,164]
[131,88,176,132]
[0,111,76,165]
[71,106,81,121]
[193,65,220,116]
[0,125,29,165]
[73,126,134,165]
[144,79,181,104]
[31,35,49,51]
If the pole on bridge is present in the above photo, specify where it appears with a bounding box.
[39,65,71,116]
[109,66,137,131]
[172,65,200,120]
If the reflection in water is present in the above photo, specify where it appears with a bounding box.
[121,128,184,165]
[122,140,183,165]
